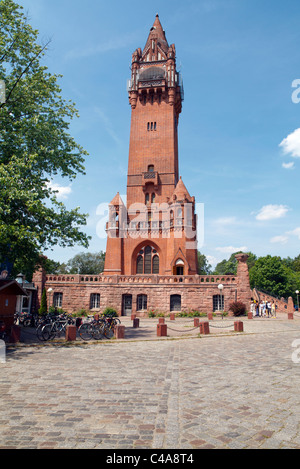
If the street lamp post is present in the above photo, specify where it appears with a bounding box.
[218,284,224,319]
[296,290,299,312]
[47,288,53,313]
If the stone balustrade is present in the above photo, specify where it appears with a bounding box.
[45,274,237,285]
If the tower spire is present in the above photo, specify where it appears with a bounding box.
[142,14,169,57]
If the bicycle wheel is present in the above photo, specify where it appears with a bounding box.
[79,323,93,341]
[102,322,115,339]
[41,324,55,341]
[36,322,48,341]
[56,321,67,338]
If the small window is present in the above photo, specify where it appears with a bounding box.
[147,123,157,132]
[137,294,147,311]
[53,292,63,308]
[148,165,154,172]
[151,193,156,203]
[170,294,181,312]
[213,295,224,312]
[145,193,150,205]
[90,293,100,309]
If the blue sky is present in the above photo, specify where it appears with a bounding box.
[17,0,300,268]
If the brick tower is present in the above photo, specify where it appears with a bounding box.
[104,15,198,276]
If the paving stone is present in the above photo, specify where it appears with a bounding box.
[1,319,300,448]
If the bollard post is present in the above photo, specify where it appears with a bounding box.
[207,312,213,320]
[288,313,294,320]
[158,317,165,324]
[234,321,244,332]
[200,321,210,335]
[248,312,253,320]
[115,325,125,339]
[65,325,77,342]
[131,314,136,321]
[170,313,175,321]
[133,318,140,328]
[9,325,21,343]
[194,318,200,327]
[157,324,167,337]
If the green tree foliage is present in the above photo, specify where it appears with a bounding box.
[197,251,212,275]
[0,0,90,273]
[214,252,257,275]
[38,288,47,316]
[66,251,106,275]
[249,255,295,299]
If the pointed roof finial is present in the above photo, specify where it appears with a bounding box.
[143,14,169,56]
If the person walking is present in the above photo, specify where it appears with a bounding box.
[267,301,272,317]
[271,301,276,318]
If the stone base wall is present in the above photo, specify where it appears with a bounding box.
[32,271,249,316]
[32,254,254,316]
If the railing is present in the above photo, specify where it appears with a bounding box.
[45,274,237,285]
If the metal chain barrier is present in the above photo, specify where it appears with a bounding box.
[167,325,200,332]
[209,322,235,329]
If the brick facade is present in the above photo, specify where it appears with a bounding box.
[33,15,255,317]
[104,14,198,277]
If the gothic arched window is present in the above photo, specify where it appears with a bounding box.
[136,245,159,275]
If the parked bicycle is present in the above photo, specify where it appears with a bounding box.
[78,315,121,341]
[36,313,75,341]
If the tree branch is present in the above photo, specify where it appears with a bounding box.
[0,39,51,109]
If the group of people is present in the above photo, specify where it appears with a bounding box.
[250,300,277,318]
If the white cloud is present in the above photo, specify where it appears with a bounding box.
[255,204,290,221]
[47,182,72,200]
[206,255,218,267]
[270,235,288,244]
[287,227,300,240]
[282,162,295,170]
[215,246,248,254]
[279,128,300,158]
[65,33,136,60]
[214,216,237,226]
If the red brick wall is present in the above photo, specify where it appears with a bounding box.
[33,269,244,316]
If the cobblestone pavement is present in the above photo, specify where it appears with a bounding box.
[1,317,300,449]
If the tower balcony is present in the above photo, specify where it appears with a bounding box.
[142,170,158,188]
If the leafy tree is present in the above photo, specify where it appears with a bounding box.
[214,251,257,275]
[197,251,212,275]
[0,0,90,273]
[292,255,300,273]
[38,288,47,316]
[66,251,106,274]
[249,255,293,299]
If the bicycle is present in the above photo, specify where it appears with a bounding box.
[102,315,121,339]
[78,315,121,341]
[36,313,57,341]
[37,313,74,341]
[78,317,106,341]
